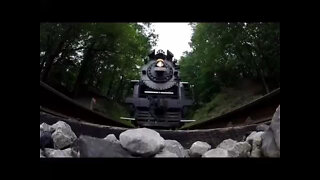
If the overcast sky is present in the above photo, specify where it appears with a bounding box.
[150,23,193,60]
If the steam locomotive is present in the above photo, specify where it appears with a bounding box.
[124,49,194,129]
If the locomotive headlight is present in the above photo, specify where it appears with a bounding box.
[156,59,164,67]
[156,61,164,67]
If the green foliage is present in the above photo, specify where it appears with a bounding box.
[40,23,158,101]
[93,98,134,127]
[180,23,280,105]
[181,87,263,129]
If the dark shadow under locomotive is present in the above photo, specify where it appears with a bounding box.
[125,50,194,129]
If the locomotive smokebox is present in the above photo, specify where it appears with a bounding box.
[154,67,166,76]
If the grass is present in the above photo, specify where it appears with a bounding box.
[92,98,134,127]
[180,87,263,129]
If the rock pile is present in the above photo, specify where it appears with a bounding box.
[40,105,280,158]
[40,121,78,158]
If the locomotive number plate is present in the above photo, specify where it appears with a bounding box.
[154,67,166,71]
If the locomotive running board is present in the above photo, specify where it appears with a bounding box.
[120,117,195,123]
[144,91,174,95]
[120,117,136,121]
[180,120,196,122]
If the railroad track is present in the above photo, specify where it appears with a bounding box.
[40,81,279,148]
[40,81,134,128]
[181,88,280,130]
[40,110,257,148]
[40,81,279,130]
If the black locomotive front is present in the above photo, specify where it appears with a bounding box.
[125,50,193,128]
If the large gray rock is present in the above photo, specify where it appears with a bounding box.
[44,148,73,158]
[189,141,211,157]
[218,139,251,157]
[52,129,77,149]
[246,131,264,146]
[163,140,188,157]
[250,149,262,158]
[270,105,280,150]
[104,134,120,144]
[40,123,54,133]
[202,148,230,158]
[229,142,251,157]
[154,150,179,158]
[246,131,264,158]
[119,128,165,157]
[51,121,72,132]
[217,139,237,150]
[51,121,77,149]
[256,124,269,132]
[78,135,134,158]
[261,128,280,157]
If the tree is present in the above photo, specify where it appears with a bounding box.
[40,23,158,101]
[40,23,82,82]
[179,22,280,104]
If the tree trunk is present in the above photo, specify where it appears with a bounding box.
[40,27,73,82]
[115,75,124,101]
[40,34,51,74]
[106,74,115,98]
[72,41,96,98]
[103,64,117,98]
[40,45,63,82]
[259,68,269,94]
[40,57,46,74]
[244,44,270,94]
[255,42,270,94]
[251,58,269,94]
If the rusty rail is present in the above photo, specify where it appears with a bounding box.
[40,81,134,128]
[40,83,279,147]
[40,110,258,148]
[180,88,280,130]
[40,80,279,130]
